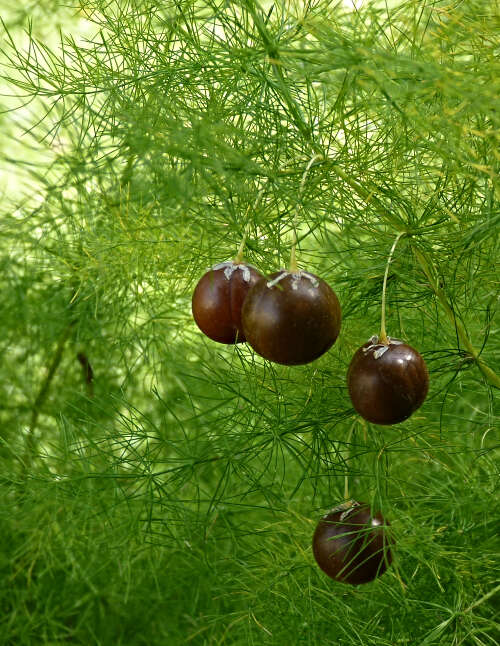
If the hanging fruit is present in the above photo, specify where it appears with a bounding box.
[241,269,341,365]
[347,233,429,424]
[347,335,429,425]
[192,261,262,344]
[312,501,393,584]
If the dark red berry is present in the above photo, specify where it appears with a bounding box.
[241,270,341,365]
[312,501,393,585]
[192,262,262,344]
[347,336,429,425]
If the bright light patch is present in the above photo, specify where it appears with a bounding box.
[343,0,364,9]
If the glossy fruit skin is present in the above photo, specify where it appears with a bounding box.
[312,502,393,585]
[192,262,262,344]
[347,336,429,425]
[241,270,341,365]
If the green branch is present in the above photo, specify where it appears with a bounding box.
[413,247,500,389]
[22,321,75,471]
[244,0,322,155]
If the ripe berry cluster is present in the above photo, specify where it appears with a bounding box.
[192,256,429,585]
[192,259,428,423]
[192,261,341,365]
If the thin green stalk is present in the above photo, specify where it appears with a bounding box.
[322,155,498,387]
[289,230,299,273]
[289,153,323,273]
[380,232,405,344]
[234,221,251,264]
[344,421,357,500]
[234,185,268,263]
[463,583,500,614]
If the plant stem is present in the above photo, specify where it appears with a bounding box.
[413,247,500,389]
[380,232,405,344]
[344,421,357,500]
[289,230,298,273]
[234,221,250,264]
[234,152,322,268]
[235,183,269,263]
[289,153,323,273]
[23,320,75,471]
[463,583,500,614]
[245,0,324,275]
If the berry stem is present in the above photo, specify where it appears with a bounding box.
[380,232,405,345]
[235,221,250,264]
[289,230,299,273]
[344,421,356,501]
[343,471,349,501]
[289,153,323,273]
